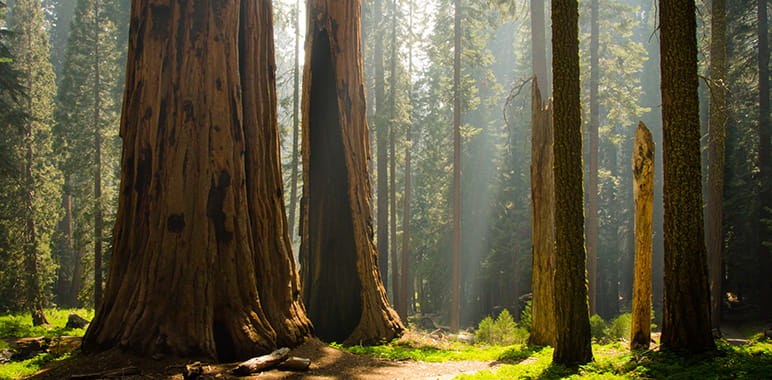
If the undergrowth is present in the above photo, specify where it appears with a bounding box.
[0,309,93,338]
[0,309,93,380]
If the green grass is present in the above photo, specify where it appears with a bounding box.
[0,353,71,380]
[0,309,93,338]
[0,308,93,380]
[455,340,772,379]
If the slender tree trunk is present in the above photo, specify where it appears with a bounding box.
[659,0,716,353]
[22,26,48,327]
[707,0,727,330]
[374,0,389,289]
[388,0,399,304]
[300,0,404,346]
[551,0,593,365]
[61,176,75,305]
[287,0,301,244]
[450,0,462,333]
[397,0,413,320]
[24,123,47,326]
[528,0,555,347]
[586,0,599,316]
[83,0,312,360]
[757,0,771,316]
[92,0,103,308]
[631,121,654,350]
[531,0,548,103]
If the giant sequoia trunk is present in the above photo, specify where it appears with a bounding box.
[551,0,593,365]
[659,0,715,353]
[83,0,312,360]
[300,0,404,346]
[631,121,654,350]
[586,0,600,316]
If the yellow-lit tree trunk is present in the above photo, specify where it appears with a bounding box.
[528,80,555,347]
[631,121,654,350]
[300,0,404,346]
[83,0,312,360]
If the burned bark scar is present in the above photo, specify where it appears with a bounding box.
[167,214,185,233]
[207,170,233,243]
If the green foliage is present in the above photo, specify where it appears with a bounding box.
[0,352,69,380]
[590,314,607,340]
[457,341,772,379]
[333,332,528,362]
[0,0,61,315]
[475,309,528,346]
[606,313,632,340]
[0,308,93,338]
[519,300,532,332]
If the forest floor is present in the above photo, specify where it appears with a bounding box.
[28,337,496,379]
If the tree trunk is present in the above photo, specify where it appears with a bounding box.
[707,0,727,330]
[551,0,593,365]
[631,121,654,350]
[388,0,400,305]
[450,0,463,333]
[659,0,716,353]
[374,0,389,290]
[530,0,548,102]
[757,0,771,317]
[528,80,555,347]
[92,0,103,308]
[83,0,312,361]
[287,0,301,244]
[300,0,404,346]
[528,0,555,348]
[586,0,600,316]
[397,1,413,321]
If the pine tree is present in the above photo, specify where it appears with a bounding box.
[6,0,61,324]
[54,0,122,307]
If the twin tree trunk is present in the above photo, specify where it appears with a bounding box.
[631,122,654,350]
[659,0,715,353]
[299,0,404,346]
[83,0,312,360]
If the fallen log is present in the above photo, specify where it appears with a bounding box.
[69,366,141,379]
[277,357,311,371]
[232,347,290,376]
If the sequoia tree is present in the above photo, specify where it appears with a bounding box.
[300,0,404,346]
[659,0,715,353]
[552,0,593,365]
[82,0,312,360]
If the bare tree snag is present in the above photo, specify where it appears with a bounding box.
[82,0,311,361]
[631,121,654,350]
[300,0,404,346]
[528,80,556,347]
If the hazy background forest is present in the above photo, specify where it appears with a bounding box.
[0,0,770,332]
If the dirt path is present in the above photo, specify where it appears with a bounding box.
[720,323,749,347]
[32,339,496,380]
